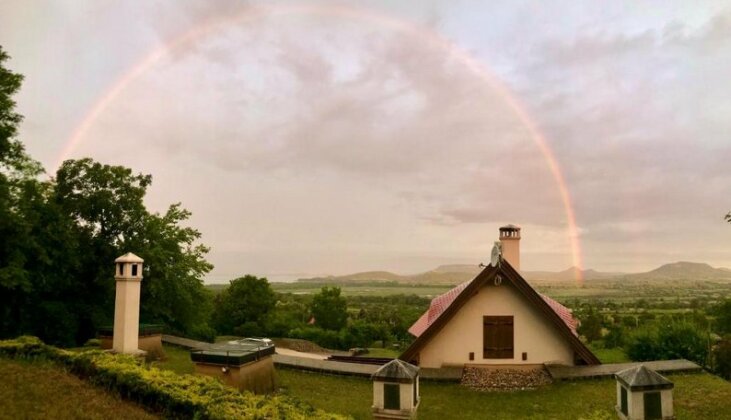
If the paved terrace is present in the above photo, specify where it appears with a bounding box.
[546,359,702,380]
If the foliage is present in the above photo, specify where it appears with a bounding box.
[0,336,345,420]
[625,321,709,366]
[212,275,276,336]
[713,337,731,380]
[712,299,731,335]
[577,307,603,342]
[311,287,348,331]
[0,47,214,346]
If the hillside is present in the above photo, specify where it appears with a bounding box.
[296,261,731,285]
[624,261,731,281]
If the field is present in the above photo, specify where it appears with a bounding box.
[150,345,731,420]
[0,358,157,420]
[277,368,731,420]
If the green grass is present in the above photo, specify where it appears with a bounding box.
[277,369,731,420]
[150,344,195,375]
[145,344,731,419]
[363,347,402,358]
[587,345,631,364]
[0,358,157,420]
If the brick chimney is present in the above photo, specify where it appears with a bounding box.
[499,225,521,271]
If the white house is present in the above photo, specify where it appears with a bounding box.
[400,225,599,368]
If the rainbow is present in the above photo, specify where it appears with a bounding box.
[54,3,584,282]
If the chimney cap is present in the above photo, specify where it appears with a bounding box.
[499,224,521,231]
[115,252,144,263]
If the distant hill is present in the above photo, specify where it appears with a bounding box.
[523,266,625,282]
[623,261,731,281]
[297,261,731,285]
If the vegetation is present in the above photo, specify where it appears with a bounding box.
[0,46,214,346]
[277,368,731,420]
[311,287,348,331]
[0,358,157,419]
[0,336,344,419]
[212,275,276,337]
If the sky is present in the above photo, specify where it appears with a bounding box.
[1,0,730,282]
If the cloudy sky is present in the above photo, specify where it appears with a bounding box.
[1,0,730,281]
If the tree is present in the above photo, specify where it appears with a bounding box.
[578,307,603,342]
[212,275,276,335]
[53,159,214,340]
[0,46,214,345]
[712,299,731,335]
[311,286,348,331]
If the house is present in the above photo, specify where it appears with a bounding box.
[400,225,599,368]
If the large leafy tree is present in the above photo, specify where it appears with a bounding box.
[54,159,214,338]
[0,45,214,344]
[0,46,48,339]
[212,275,276,335]
[311,286,348,331]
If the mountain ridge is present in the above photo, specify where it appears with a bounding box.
[297,261,731,284]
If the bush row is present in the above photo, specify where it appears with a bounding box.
[0,336,345,420]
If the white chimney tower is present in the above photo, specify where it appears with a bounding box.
[499,225,521,271]
[113,252,144,354]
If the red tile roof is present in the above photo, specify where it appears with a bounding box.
[408,280,579,337]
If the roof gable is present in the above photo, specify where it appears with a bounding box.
[400,261,600,365]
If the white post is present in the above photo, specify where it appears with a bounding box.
[113,253,144,354]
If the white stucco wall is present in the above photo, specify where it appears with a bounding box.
[372,381,417,411]
[624,389,673,420]
[417,281,576,368]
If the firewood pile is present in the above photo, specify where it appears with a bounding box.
[461,367,553,391]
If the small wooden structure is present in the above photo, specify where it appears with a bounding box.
[372,359,419,420]
[191,340,276,394]
[112,253,145,356]
[615,365,674,420]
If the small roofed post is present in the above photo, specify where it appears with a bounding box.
[112,252,145,355]
[615,365,674,420]
[499,224,521,271]
[372,359,419,420]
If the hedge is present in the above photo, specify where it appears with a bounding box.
[0,336,346,420]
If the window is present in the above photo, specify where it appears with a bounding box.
[118,263,124,276]
[643,392,662,419]
[483,316,514,359]
[384,383,400,410]
[620,386,628,415]
[131,264,138,276]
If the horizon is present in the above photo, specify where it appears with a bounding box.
[2,0,730,281]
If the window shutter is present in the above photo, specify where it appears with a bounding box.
[483,316,514,359]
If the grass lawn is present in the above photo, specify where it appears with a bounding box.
[277,368,731,420]
[0,358,157,420]
[152,343,731,419]
[587,345,631,364]
[150,344,195,375]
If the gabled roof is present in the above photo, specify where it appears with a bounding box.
[400,261,600,365]
[372,359,419,383]
[616,365,673,391]
[115,252,144,263]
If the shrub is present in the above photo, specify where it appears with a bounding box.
[713,337,731,380]
[0,336,345,420]
[625,321,709,366]
[289,327,342,350]
[188,324,217,343]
